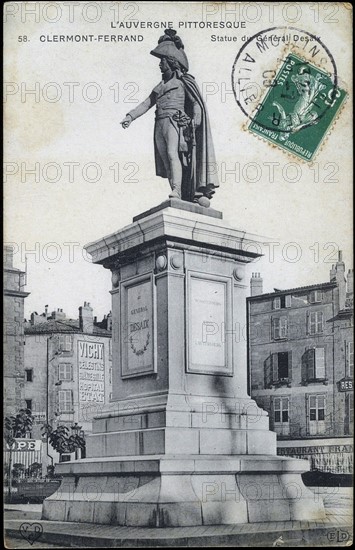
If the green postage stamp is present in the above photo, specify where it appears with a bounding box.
[248,52,347,162]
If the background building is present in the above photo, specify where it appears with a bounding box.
[4,245,30,417]
[247,253,353,475]
[24,303,112,471]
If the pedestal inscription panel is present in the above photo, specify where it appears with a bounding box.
[187,272,233,375]
[121,274,155,378]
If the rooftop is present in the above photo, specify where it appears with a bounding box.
[24,318,111,336]
[247,281,338,301]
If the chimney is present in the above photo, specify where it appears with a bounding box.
[51,308,66,320]
[335,251,346,310]
[44,305,49,319]
[30,312,41,325]
[250,272,263,296]
[4,245,14,269]
[107,312,112,331]
[347,268,354,296]
[79,302,94,334]
[329,264,336,281]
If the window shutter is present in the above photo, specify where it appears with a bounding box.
[315,348,325,379]
[272,353,279,382]
[58,390,63,411]
[317,312,323,333]
[281,317,288,338]
[51,334,59,349]
[307,349,315,380]
[273,318,280,339]
[66,335,73,351]
[309,312,316,334]
[345,340,348,376]
[285,295,291,308]
[70,365,73,381]
[305,394,309,434]
[306,311,310,335]
[301,351,308,382]
[348,342,354,378]
[264,356,272,388]
[288,351,292,381]
[345,393,350,434]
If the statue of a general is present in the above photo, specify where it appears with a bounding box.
[121,29,219,205]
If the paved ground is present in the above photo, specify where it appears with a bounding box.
[5,538,67,549]
[4,488,353,548]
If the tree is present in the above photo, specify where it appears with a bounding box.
[4,409,33,501]
[41,423,85,462]
[12,463,25,484]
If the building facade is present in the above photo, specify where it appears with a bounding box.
[23,303,112,471]
[4,245,30,417]
[247,254,353,475]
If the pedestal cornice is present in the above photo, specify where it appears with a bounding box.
[85,206,270,267]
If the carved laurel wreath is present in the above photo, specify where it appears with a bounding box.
[129,332,150,356]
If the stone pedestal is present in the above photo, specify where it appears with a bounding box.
[43,200,325,526]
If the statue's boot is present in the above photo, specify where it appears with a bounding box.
[169,182,181,199]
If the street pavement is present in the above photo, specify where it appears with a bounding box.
[5,538,66,549]
[4,488,353,548]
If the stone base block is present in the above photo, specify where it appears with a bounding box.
[42,455,325,527]
[86,425,276,458]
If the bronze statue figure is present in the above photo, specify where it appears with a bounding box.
[121,29,219,206]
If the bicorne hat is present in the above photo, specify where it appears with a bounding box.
[150,29,189,71]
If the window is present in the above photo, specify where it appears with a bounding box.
[345,393,354,435]
[109,368,112,385]
[25,369,33,382]
[273,397,290,435]
[308,394,326,435]
[58,390,73,413]
[58,335,73,352]
[308,311,323,335]
[303,348,326,381]
[58,363,72,381]
[347,341,354,378]
[273,295,291,309]
[309,290,322,303]
[60,454,71,463]
[272,317,288,339]
[265,352,292,387]
[25,399,32,411]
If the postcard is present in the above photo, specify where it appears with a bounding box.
[4,2,353,547]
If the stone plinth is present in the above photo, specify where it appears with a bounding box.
[43,202,325,526]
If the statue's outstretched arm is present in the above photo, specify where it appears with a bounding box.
[121,92,156,128]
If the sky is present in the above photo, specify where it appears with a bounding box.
[4,2,352,321]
